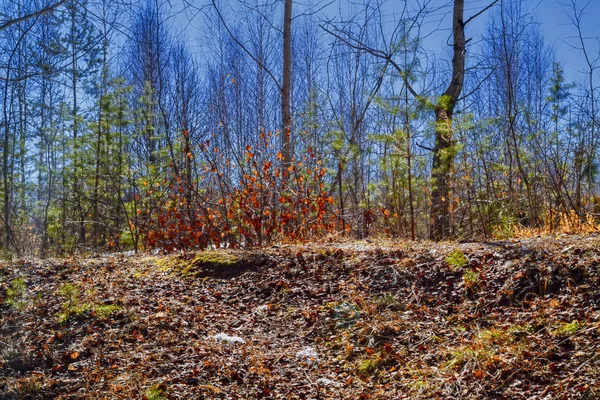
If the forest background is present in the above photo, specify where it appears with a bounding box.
[1,0,599,257]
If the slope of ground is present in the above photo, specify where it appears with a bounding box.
[1,235,599,399]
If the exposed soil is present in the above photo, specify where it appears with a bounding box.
[1,235,599,399]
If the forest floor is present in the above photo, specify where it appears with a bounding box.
[1,235,600,399]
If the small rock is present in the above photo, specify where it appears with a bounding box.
[212,333,245,344]
[332,302,361,329]
[316,377,340,387]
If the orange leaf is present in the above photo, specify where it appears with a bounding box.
[473,369,485,379]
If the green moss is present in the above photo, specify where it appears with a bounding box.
[358,358,380,375]
[445,326,526,370]
[5,277,26,309]
[446,249,468,270]
[509,324,534,335]
[372,293,398,310]
[95,304,122,318]
[463,269,479,287]
[191,251,239,265]
[0,248,12,262]
[145,384,167,400]
[446,347,494,369]
[57,283,92,324]
[408,378,430,394]
[478,328,512,345]
[554,320,585,336]
[151,251,245,278]
[154,258,174,273]
[58,303,91,325]
[180,251,241,277]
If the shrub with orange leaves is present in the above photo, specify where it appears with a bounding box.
[140,131,337,251]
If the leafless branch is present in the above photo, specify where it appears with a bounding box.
[464,0,500,26]
[210,0,282,91]
[320,22,429,107]
[0,0,69,32]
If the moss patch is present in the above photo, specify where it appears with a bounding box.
[446,249,468,270]
[554,320,585,336]
[167,251,273,279]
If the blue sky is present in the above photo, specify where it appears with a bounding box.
[420,0,600,81]
[537,0,600,79]
[169,0,599,82]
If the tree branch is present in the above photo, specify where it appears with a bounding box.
[464,0,500,26]
[210,0,282,91]
[0,0,69,32]
[320,22,432,108]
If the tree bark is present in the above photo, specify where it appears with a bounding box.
[430,0,465,240]
[281,0,292,167]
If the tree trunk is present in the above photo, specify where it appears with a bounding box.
[404,72,416,240]
[430,108,454,240]
[281,0,292,168]
[70,5,85,245]
[429,0,465,240]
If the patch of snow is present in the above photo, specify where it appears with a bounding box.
[295,346,319,364]
[254,305,269,315]
[101,250,137,257]
[315,377,340,387]
[208,241,246,250]
[212,333,246,344]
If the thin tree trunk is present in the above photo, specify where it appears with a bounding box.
[71,5,85,245]
[429,0,466,240]
[281,0,292,168]
[405,78,415,240]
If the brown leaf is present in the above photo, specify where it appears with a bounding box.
[514,271,523,280]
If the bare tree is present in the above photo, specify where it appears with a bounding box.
[565,0,600,201]
[211,0,294,167]
[323,0,499,239]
